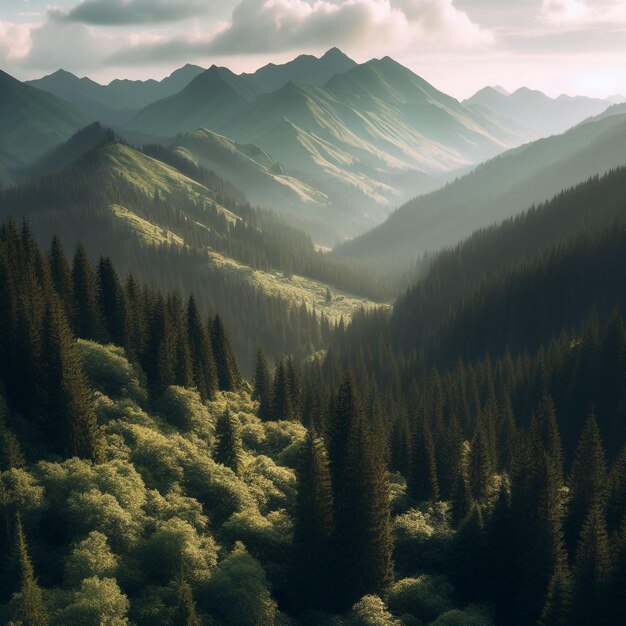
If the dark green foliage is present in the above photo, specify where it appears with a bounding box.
[49,235,74,319]
[187,295,218,401]
[608,518,626,623]
[408,409,439,502]
[332,375,393,609]
[11,515,48,626]
[72,243,102,341]
[172,577,200,626]
[292,431,334,611]
[42,297,103,461]
[452,504,487,601]
[538,564,573,626]
[572,503,612,626]
[253,349,273,421]
[210,315,240,391]
[97,256,126,346]
[566,414,608,552]
[271,361,292,422]
[214,408,243,475]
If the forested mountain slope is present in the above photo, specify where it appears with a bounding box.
[334,110,626,267]
[0,131,388,369]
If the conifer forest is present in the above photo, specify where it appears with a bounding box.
[1,7,626,624]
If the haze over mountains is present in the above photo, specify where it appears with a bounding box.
[464,86,612,138]
[335,106,626,267]
[2,47,621,251]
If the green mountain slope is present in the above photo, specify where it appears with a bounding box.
[125,53,522,237]
[0,69,88,164]
[334,111,626,267]
[128,66,262,136]
[0,136,387,366]
[171,128,330,220]
[224,57,523,191]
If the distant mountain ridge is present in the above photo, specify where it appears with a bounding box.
[27,64,205,125]
[126,53,524,240]
[464,85,610,138]
[0,69,88,166]
[334,110,626,267]
[243,47,357,92]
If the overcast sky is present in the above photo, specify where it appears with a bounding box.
[1,0,625,99]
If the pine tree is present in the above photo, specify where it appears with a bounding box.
[72,243,102,341]
[408,409,439,502]
[253,349,273,421]
[144,295,174,397]
[328,373,361,492]
[210,315,240,391]
[11,515,48,626]
[531,393,564,479]
[566,414,608,552]
[292,431,334,611]
[272,360,292,421]
[608,517,626,623]
[453,504,487,601]
[539,564,573,626]
[468,427,492,503]
[334,377,393,609]
[186,296,217,401]
[172,576,200,626]
[214,408,243,475]
[572,502,612,626]
[124,274,145,361]
[286,357,302,420]
[96,256,127,346]
[48,235,73,320]
[167,294,193,389]
[42,298,103,462]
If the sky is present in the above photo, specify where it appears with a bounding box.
[0,0,625,99]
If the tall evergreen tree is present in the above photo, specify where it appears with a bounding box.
[123,273,145,361]
[408,409,439,502]
[333,377,393,609]
[272,360,292,421]
[48,235,73,320]
[566,414,608,552]
[96,256,127,346]
[292,431,334,611]
[186,296,217,401]
[42,298,103,462]
[253,349,273,421]
[210,315,240,391]
[572,502,612,626]
[214,408,243,475]
[539,564,573,626]
[71,243,102,341]
[608,517,626,624]
[11,515,48,626]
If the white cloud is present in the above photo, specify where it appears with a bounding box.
[542,0,587,23]
[0,20,34,61]
[541,0,626,26]
[109,0,494,64]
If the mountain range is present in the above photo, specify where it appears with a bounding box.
[334,106,626,267]
[464,85,611,138]
[4,48,619,249]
